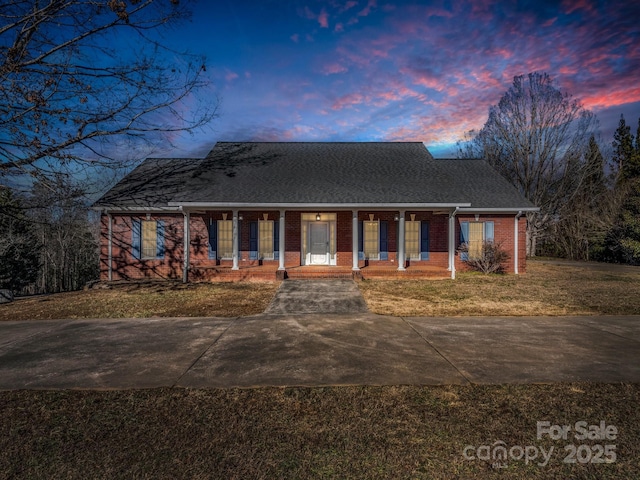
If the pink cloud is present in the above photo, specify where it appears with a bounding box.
[582,87,640,109]
[301,5,329,28]
[334,22,344,32]
[322,63,348,75]
[225,70,239,82]
[290,33,299,43]
[359,0,377,17]
[318,8,329,28]
[562,0,596,15]
[331,92,366,110]
[340,1,358,13]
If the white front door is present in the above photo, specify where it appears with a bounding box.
[309,222,329,265]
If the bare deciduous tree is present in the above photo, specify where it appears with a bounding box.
[458,72,598,255]
[0,0,216,189]
[545,136,617,260]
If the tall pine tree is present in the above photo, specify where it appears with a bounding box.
[603,115,640,264]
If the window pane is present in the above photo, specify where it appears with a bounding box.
[259,221,274,259]
[468,222,484,259]
[141,221,157,258]
[364,221,379,259]
[405,221,420,260]
[218,220,233,259]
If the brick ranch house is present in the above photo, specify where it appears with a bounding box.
[94,142,538,281]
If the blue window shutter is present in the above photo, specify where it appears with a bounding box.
[420,221,430,260]
[208,221,217,259]
[132,219,141,260]
[249,221,258,259]
[460,221,469,244]
[358,221,364,260]
[274,220,279,260]
[379,221,388,260]
[459,221,469,261]
[485,221,494,242]
[156,220,165,259]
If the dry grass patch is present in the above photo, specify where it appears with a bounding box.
[0,281,280,321]
[359,260,640,316]
[1,384,638,479]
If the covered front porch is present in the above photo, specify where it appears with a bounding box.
[189,263,452,282]
[179,205,467,282]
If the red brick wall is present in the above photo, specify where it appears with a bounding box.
[100,213,185,281]
[453,214,526,274]
[101,210,527,280]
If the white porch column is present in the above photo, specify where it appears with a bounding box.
[183,210,190,283]
[397,210,406,271]
[279,209,286,270]
[232,209,239,270]
[352,209,360,271]
[514,211,523,275]
[448,209,457,279]
[107,213,113,281]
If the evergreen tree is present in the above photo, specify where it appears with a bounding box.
[602,116,640,264]
[612,115,633,179]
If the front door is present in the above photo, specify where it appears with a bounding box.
[309,222,329,265]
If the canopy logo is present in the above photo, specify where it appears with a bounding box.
[463,420,618,469]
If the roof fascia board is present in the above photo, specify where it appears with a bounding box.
[457,207,540,213]
[93,206,182,213]
[171,202,472,210]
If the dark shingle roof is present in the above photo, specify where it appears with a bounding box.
[94,142,535,210]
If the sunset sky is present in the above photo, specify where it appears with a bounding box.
[165,0,640,157]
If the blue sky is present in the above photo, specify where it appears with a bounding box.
[152,0,640,158]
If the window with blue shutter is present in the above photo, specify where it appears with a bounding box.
[208,221,217,259]
[249,221,258,260]
[133,218,165,260]
[420,221,430,260]
[459,220,494,261]
[274,219,279,260]
[132,219,141,260]
[379,221,388,260]
[358,221,364,260]
[484,221,494,242]
[156,220,165,259]
[459,221,469,261]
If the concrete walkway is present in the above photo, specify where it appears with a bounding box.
[265,279,369,315]
[0,314,639,389]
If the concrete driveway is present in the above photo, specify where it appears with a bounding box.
[1,314,639,389]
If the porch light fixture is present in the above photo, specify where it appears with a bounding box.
[394,213,399,221]
[316,213,321,221]
[238,214,243,221]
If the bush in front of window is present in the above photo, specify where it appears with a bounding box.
[458,241,510,274]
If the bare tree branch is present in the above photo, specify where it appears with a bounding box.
[0,0,217,189]
[458,72,598,255]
